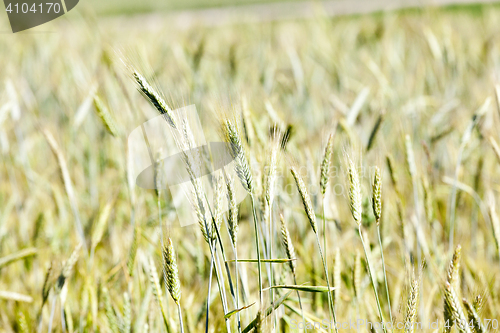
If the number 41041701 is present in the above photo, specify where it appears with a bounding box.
[5,2,61,14]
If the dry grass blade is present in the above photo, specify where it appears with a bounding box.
[42,129,87,251]
[488,136,500,164]
[90,199,115,252]
[0,248,37,269]
[486,192,500,257]
[241,290,293,333]
[148,257,171,332]
[495,84,500,118]
[0,290,33,303]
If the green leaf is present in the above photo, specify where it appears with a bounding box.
[224,302,255,319]
[242,291,292,333]
[264,285,335,293]
[226,258,295,263]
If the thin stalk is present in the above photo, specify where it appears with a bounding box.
[210,242,231,333]
[234,248,242,333]
[205,254,214,333]
[177,303,185,333]
[358,226,387,333]
[292,274,307,332]
[200,196,231,333]
[210,210,237,305]
[268,206,277,331]
[250,194,263,305]
[377,224,392,324]
[314,232,338,333]
[322,198,327,280]
[48,295,56,333]
[448,144,464,253]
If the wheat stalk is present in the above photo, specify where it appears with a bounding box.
[372,166,392,323]
[280,213,306,331]
[333,248,341,309]
[346,155,387,333]
[290,166,338,333]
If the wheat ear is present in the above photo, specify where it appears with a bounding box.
[463,298,485,333]
[346,156,387,333]
[404,279,419,333]
[148,257,171,332]
[163,238,184,333]
[372,166,393,324]
[290,166,338,333]
[444,245,462,333]
[320,133,334,196]
[280,214,306,331]
[443,282,472,333]
[93,95,119,136]
[132,69,177,129]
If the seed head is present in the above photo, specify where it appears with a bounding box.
[226,175,239,247]
[404,279,419,333]
[280,214,296,274]
[372,166,382,224]
[224,120,253,193]
[290,166,317,233]
[444,282,472,333]
[132,70,177,129]
[163,238,181,304]
[320,133,334,196]
[347,157,362,224]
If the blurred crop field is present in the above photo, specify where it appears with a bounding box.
[2,1,500,332]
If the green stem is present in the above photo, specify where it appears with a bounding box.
[314,232,338,333]
[377,224,393,325]
[292,274,307,332]
[250,194,263,306]
[358,226,387,333]
[177,303,185,333]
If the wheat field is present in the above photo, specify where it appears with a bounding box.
[1,3,500,332]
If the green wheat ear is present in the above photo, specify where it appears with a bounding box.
[163,238,181,304]
[320,133,334,196]
[347,156,362,225]
[290,166,317,233]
